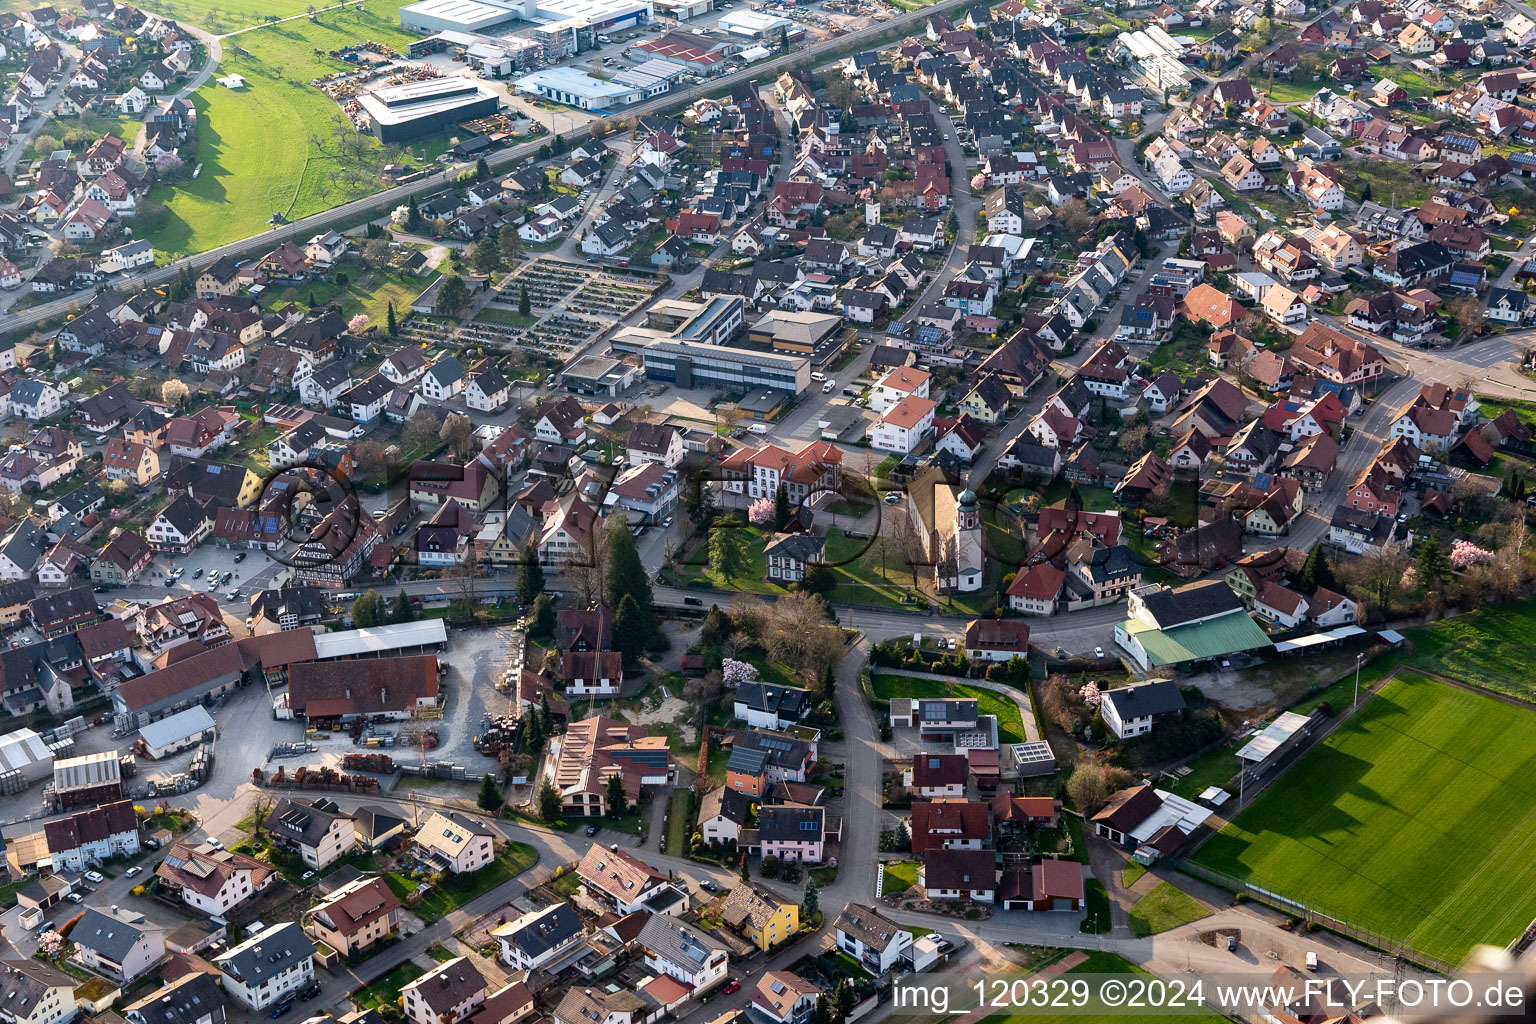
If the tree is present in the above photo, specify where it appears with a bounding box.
[517,542,545,605]
[1298,542,1338,593]
[348,313,370,335]
[436,274,471,317]
[351,590,385,627]
[606,518,655,620]
[748,497,774,525]
[471,236,502,275]
[801,563,836,595]
[440,413,476,459]
[701,605,732,647]
[386,301,398,335]
[684,476,716,527]
[404,408,441,452]
[1360,181,1374,203]
[709,526,748,582]
[476,156,491,181]
[364,237,391,268]
[537,778,562,821]
[1416,534,1448,592]
[740,856,751,881]
[406,194,422,232]
[499,224,523,264]
[391,589,414,624]
[1443,293,1485,339]
[773,483,791,531]
[831,982,855,1024]
[823,71,856,113]
[524,706,546,755]
[614,593,647,667]
[1056,198,1093,239]
[1118,423,1150,456]
[802,877,819,919]
[518,282,530,316]
[161,378,189,406]
[605,772,628,818]
[477,773,503,811]
[529,593,556,639]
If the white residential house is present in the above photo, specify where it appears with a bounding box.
[9,379,66,420]
[465,369,512,413]
[834,905,917,975]
[215,923,316,1011]
[414,811,496,875]
[71,908,165,983]
[871,396,936,454]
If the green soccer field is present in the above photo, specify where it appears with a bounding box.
[1191,672,1536,966]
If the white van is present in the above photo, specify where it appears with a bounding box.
[1305,952,1318,971]
[822,380,835,393]
[811,371,827,382]
[748,423,769,435]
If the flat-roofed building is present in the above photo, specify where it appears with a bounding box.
[356,78,500,143]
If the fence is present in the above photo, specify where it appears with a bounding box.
[1176,860,1458,975]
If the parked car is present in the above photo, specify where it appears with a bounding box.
[683,596,703,606]
[124,866,141,877]
[722,981,740,995]
[83,871,103,883]
[66,893,82,903]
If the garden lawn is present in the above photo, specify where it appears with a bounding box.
[353,962,425,1012]
[665,789,691,857]
[1127,881,1211,937]
[262,267,435,332]
[987,953,1230,1024]
[385,842,538,921]
[882,861,919,895]
[142,7,430,256]
[1191,672,1536,964]
[1080,878,1111,934]
[870,673,1028,744]
[1474,395,1536,432]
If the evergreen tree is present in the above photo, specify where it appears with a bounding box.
[709,526,748,582]
[1361,182,1374,203]
[518,282,531,316]
[435,274,470,317]
[614,593,647,667]
[1299,541,1339,592]
[832,982,855,1024]
[684,476,715,527]
[471,237,502,275]
[701,605,732,647]
[893,819,911,850]
[802,877,820,918]
[477,773,503,811]
[605,772,628,818]
[812,995,831,1024]
[386,301,398,335]
[1416,535,1448,591]
[740,856,751,881]
[517,542,545,606]
[605,521,654,617]
[524,708,545,754]
[819,660,836,702]
[391,589,414,624]
[407,194,421,232]
[529,593,556,639]
[773,483,791,530]
[475,156,491,181]
[538,778,562,821]
[801,564,835,595]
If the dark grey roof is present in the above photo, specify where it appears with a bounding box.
[762,533,824,564]
[1102,679,1186,719]
[215,922,315,985]
[754,804,823,842]
[266,796,349,848]
[1138,580,1244,629]
[726,746,769,775]
[636,915,722,971]
[500,903,582,959]
[123,966,226,1024]
[735,681,811,719]
[352,805,409,844]
[71,908,147,962]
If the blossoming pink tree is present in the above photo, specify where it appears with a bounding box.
[747,497,774,526]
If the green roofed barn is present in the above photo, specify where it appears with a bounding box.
[1114,580,1273,671]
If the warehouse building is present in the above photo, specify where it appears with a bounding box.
[356,78,501,143]
[52,750,124,808]
[137,705,217,760]
[0,727,55,790]
[514,66,646,109]
[401,0,653,44]
[716,9,796,38]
